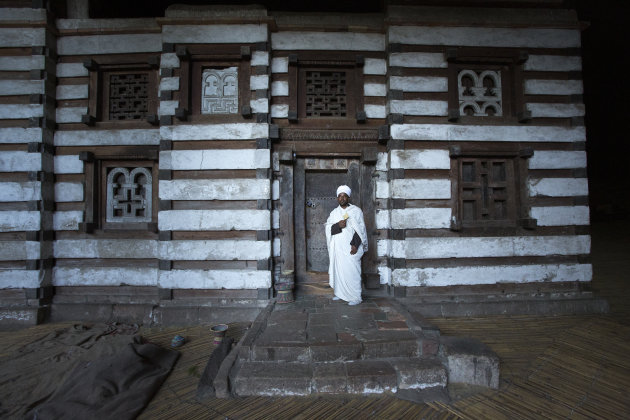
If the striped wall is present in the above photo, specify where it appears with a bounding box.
[0,4,594,320]
[157,19,271,291]
[0,7,54,298]
[270,31,387,122]
[377,7,591,288]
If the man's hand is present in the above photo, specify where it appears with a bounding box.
[350,245,358,255]
[338,219,347,229]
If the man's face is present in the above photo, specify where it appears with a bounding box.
[337,192,349,207]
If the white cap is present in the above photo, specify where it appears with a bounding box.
[336,185,351,197]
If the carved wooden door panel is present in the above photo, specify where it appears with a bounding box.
[295,158,360,288]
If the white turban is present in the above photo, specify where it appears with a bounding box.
[336,185,351,197]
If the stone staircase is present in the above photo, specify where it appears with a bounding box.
[216,296,499,402]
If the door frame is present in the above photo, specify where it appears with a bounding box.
[275,146,379,291]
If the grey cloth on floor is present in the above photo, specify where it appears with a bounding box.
[0,324,178,420]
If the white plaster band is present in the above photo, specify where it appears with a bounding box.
[389,52,447,68]
[0,80,44,96]
[524,55,582,72]
[391,208,451,229]
[0,104,43,119]
[0,28,46,47]
[271,104,289,118]
[392,263,592,287]
[0,270,41,289]
[0,211,41,232]
[0,56,45,71]
[531,206,590,226]
[364,83,387,97]
[159,149,270,170]
[57,34,162,55]
[162,24,267,43]
[160,123,268,141]
[53,211,83,231]
[524,80,583,96]
[0,127,42,144]
[364,105,387,119]
[363,58,387,75]
[159,179,270,200]
[53,267,158,286]
[526,103,585,118]
[0,152,41,172]
[56,107,88,124]
[0,241,40,261]
[528,178,588,197]
[528,151,586,170]
[271,57,289,73]
[391,179,451,199]
[271,81,289,97]
[251,51,270,66]
[384,234,590,259]
[161,240,271,260]
[158,269,271,289]
[55,129,160,146]
[56,84,89,100]
[389,100,448,116]
[56,62,89,77]
[54,182,84,202]
[54,240,157,259]
[388,26,581,48]
[0,182,40,202]
[158,210,270,231]
[390,76,448,92]
[391,124,586,143]
[250,75,269,90]
[390,149,451,170]
[272,32,385,51]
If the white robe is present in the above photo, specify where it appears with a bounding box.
[325,204,368,303]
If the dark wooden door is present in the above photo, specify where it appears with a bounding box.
[295,158,360,290]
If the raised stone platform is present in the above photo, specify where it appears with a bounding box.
[213,296,500,402]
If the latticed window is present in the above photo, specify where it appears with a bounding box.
[108,73,149,120]
[459,158,514,223]
[106,166,152,223]
[458,70,502,117]
[201,67,238,114]
[305,71,347,117]
[447,49,527,122]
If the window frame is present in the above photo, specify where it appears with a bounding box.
[450,146,535,231]
[79,147,159,233]
[174,44,253,123]
[83,55,159,126]
[287,52,365,125]
[446,48,528,123]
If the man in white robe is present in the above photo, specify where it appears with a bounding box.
[325,185,368,305]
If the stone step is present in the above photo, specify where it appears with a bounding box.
[231,357,447,397]
[246,328,438,362]
[401,295,609,317]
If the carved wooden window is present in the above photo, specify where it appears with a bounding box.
[458,70,502,117]
[201,67,239,114]
[451,147,535,230]
[79,148,158,233]
[106,167,152,223]
[447,49,527,122]
[175,45,253,122]
[305,70,347,117]
[83,56,158,125]
[286,53,365,123]
[459,158,514,222]
[107,72,150,120]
